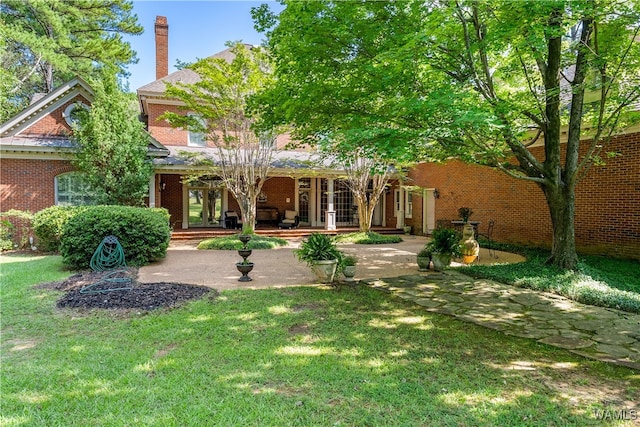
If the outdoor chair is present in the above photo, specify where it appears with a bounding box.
[224,210,242,229]
[477,219,497,259]
[278,210,299,229]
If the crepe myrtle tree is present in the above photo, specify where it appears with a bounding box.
[162,43,277,234]
[254,0,640,270]
[317,131,398,232]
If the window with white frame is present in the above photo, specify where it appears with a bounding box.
[394,189,413,218]
[63,102,89,128]
[55,172,100,206]
[187,113,207,147]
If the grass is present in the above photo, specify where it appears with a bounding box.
[197,234,288,250]
[2,254,639,426]
[334,231,403,244]
[463,242,640,314]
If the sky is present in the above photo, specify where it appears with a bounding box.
[123,1,283,92]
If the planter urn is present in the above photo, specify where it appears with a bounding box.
[431,253,452,271]
[460,224,479,264]
[236,262,254,282]
[343,265,356,282]
[311,259,338,284]
[417,255,431,271]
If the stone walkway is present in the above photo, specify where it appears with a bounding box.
[361,271,640,371]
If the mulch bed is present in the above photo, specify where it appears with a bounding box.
[38,268,216,311]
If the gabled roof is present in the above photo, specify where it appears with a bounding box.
[137,44,255,115]
[0,77,94,137]
[0,77,169,159]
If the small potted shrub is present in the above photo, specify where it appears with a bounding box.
[342,255,358,282]
[295,233,343,283]
[458,207,473,223]
[416,247,432,271]
[426,227,462,271]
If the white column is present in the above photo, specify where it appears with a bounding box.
[396,185,405,229]
[425,188,436,233]
[148,175,156,208]
[310,178,318,226]
[326,178,336,230]
[181,182,189,229]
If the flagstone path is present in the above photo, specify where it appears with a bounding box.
[361,271,640,371]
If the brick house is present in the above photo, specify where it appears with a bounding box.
[1,15,637,259]
[138,16,396,232]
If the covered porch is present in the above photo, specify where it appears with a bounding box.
[149,172,397,233]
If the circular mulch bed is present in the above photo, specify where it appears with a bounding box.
[39,268,216,311]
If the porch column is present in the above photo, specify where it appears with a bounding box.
[181,182,189,229]
[396,184,405,229]
[148,175,156,208]
[325,178,336,230]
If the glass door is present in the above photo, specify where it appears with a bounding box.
[188,181,223,227]
[298,178,311,225]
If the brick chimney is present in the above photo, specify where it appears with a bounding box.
[155,16,168,80]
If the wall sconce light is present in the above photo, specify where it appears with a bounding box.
[433,189,439,199]
[160,181,166,191]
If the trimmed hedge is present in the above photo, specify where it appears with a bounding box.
[60,206,171,269]
[0,210,34,251]
[33,206,87,252]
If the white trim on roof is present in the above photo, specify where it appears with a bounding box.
[0,77,94,137]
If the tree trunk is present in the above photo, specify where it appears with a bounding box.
[542,183,579,270]
[240,195,257,234]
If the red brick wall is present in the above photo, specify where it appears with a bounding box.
[158,174,184,229]
[1,159,74,213]
[21,95,88,136]
[409,132,640,259]
[147,104,189,145]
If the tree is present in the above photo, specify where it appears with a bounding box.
[316,131,395,232]
[162,43,277,234]
[71,71,154,206]
[0,0,142,121]
[254,0,640,269]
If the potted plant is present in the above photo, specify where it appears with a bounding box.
[458,207,473,223]
[416,247,432,271]
[294,233,343,283]
[425,227,462,271]
[342,255,357,282]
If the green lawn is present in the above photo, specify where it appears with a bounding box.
[1,254,639,426]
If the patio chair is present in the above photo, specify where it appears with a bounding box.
[278,210,299,229]
[224,210,242,229]
[477,219,497,259]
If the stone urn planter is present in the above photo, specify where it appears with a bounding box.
[342,265,356,282]
[236,262,254,282]
[237,234,253,281]
[311,259,338,284]
[460,224,479,264]
[431,253,452,271]
[416,249,432,271]
[294,233,343,285]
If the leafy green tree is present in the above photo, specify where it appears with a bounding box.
[162,43,277,234]
[254,0,640,270]
[0,0,142,121]
[71,71,154,206]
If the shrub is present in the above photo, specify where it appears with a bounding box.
[197,235,288,250]
[334,231,403,244]
[426,227,462,257]
[295,233,344,266]
[60,206,171,269]
[33,206,87,252]
[0,210,34,251]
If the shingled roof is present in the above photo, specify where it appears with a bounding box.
[136,44,254,96]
